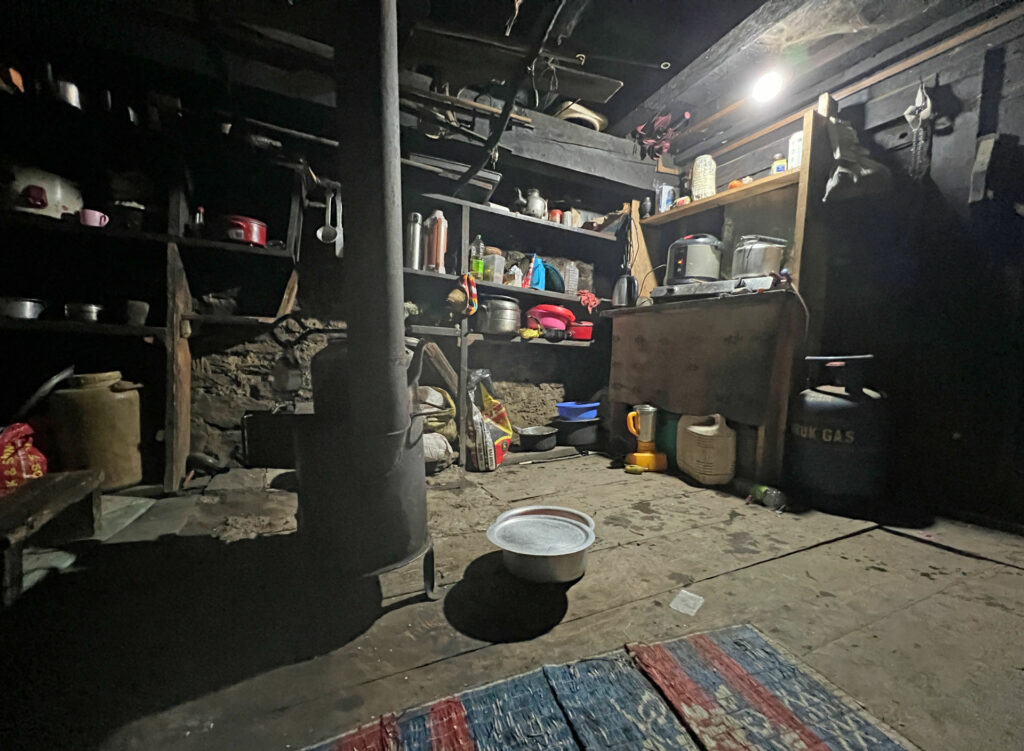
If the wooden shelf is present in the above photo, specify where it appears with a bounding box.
[0,212,293,259]
[466,333,592,347]
[0,318,166,338]
[407,324,460,338]
[640,170,801,225]
[183,314,277,327]
[403,268,607,308]
[419,193,619,243]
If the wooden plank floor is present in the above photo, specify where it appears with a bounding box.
[3,456,1022,751]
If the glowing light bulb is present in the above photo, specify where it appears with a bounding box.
[751,71,784,103]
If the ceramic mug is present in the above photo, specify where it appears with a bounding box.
[79,209,109,227]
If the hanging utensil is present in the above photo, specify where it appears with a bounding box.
[316,187,338,245]
[333,191,344,258]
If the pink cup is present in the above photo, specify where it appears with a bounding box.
[79,209,109,227]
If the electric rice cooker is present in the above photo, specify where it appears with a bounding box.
[7,166,83,219]
[665,233,721,284]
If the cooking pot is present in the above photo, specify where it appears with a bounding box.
[665,233,721,284]
[0,297,46,319]
[515,425,557,452]
[552,416,599,447]
[731,235,788,278]
[472,295,520,337]
[8,167,83,219]
[487,511,594,583]
[219,214,267,246]
[65,302,103,322]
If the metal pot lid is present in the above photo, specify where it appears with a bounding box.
[480,295,519,304]
[487,515,594,556]
[495,505,595,530]
[517,425,557,436]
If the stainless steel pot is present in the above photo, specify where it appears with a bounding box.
[472,295,520,336]
[65,303,103,322]
[1,297,46,319]
[487,510,595,583]
[732,235,788,279]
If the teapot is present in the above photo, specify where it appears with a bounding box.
[515,187,547,219]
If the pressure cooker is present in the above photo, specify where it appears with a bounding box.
[665,233,721,284]
[731,235,788,279]
[471,295,520,337]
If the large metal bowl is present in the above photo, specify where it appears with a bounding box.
[487,510,595,583]
[0,297,46,319]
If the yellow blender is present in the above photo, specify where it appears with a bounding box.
[626,404,667,471]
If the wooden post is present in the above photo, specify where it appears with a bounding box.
[164,243,192,491]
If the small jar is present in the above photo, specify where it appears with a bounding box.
[771,153,787,174]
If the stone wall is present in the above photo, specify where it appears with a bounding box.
[190,328,332,465]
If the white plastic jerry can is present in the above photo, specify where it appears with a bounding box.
[677,414,736,485]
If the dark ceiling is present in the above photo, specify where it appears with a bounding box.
[417,0,766,125]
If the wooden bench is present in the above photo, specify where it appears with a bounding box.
[0,470,103,606]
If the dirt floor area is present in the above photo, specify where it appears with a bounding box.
[2,455,1023,750]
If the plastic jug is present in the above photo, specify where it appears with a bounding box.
[677,414,736,485]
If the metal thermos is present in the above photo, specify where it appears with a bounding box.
[627,404,658,442]
[404,212,423,269]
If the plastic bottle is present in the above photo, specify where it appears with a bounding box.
[424,210,447,273]
[788,131,804,169]
[468,234,485,279]
[564,262,580,295]
[771,153,787,174]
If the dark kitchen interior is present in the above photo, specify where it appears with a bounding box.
[1,1,1022,749]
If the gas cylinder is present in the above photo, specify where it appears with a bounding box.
[785,356,887,513]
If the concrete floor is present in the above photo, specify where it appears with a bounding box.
[3,455,1023,750]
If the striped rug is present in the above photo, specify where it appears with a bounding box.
[307,625,916,750]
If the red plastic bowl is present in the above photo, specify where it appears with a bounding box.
[525,304,575,330]
[568,321,593,340]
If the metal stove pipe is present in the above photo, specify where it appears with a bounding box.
[295,0,426,575]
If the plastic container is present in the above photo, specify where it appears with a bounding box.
[567,321,593,340]
[691,155,716,200]
[468,234,485,279]
[423,209,447,273]
[482,253,505,283]
[676,414,736,485]
[788,130,804,169]
[564,262,580,295]
[49,371,143,491]
[656,411,681,471]
[525,304,574,330]
[556,401,599,420]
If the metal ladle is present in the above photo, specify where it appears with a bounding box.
[317,188,338,244]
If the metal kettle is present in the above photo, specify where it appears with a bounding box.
[613,272,638,307]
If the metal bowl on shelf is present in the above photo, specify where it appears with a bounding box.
[0,297,46,320]
[65,302,103,322]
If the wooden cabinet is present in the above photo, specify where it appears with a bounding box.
[608,96,836,483]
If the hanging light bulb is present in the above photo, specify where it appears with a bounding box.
[751,71,784,103]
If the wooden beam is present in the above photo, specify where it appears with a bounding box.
[674,0,1018,162]
[608,0,807,136]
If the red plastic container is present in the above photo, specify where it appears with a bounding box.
[222,215,267,246]
[568,321,593,340]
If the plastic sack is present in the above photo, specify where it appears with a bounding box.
[423,433,455,473]
[0,423,47,497]
[466,370,513,472]
[416,386,457,442]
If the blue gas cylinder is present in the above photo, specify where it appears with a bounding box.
[785,356,887,513]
